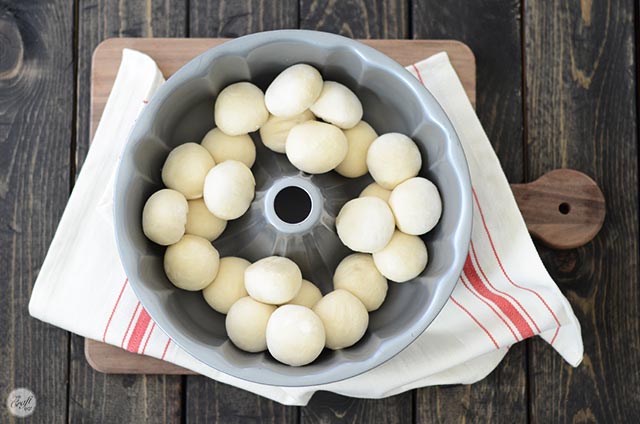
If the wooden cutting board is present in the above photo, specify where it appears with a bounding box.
[86,38,604,375]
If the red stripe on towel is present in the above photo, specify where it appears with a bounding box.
[126,308,152,353]
[472,188,562,335]
[141,322,156,355]
[460,273,519,342]
[121,301,140,348]
[464,256,535,339]
[451,295,499,349]
[102,278,128,342]
[412,64,425,85]
[161,339,172,360]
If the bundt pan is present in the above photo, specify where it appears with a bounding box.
[114,30,472,387]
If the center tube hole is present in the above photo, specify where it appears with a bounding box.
[274,186,312,224]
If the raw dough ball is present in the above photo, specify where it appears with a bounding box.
[226,296,276,353]
[259,110,315,153]
[366,133,422,189]
[313,289,368,350]
[244,256,302,304]
[203,257,250,314]
[201,128,256,168]
[164,235,220,291]
[359,182,391,203]
[336,197,395,253]
[265,64,323,118]
[309,81,363,129]
[266,305,325,366]
[203,160,255,220]
[287,279,322,308]
[214,82,269,136]
[185,198,227,241]
[333,254,388,312]
[142,189,188,245]
[162,143,216,199]
[373,230,428,283]
[286,121,347,174]
[389,177,442,235]
[335,121,378,178]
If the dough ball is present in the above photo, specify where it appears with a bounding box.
[203,160,255,220]
[214,82,268,136]
[373,230,428,283]
[259,110,315,154]
[333,254,388,312]
[226,296,276,353]
[366,133,422,189]
[266,305,325,366]
[164,235,220,291]
[335,121,378,178]
[286,279,322,308]
[265,64,323,118]
[286,121,347,174]
[389,177,442,235]
[309,81,363,129]
[201,128,256,168]
[244,256,302,304]
[359,182,391,203]
[313,289,368,350]
[142,189,188,245]
[203,257,251,314]
[336,197,395,253]
[162,143,216,199]
[185,198,227,241]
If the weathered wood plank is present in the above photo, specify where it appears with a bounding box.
[187,2,300,422]
[69,1,187,423]
[413,1,528,422]
[0,1,74,422]
[524,0,640,422]
[298,1,412,422]
[189,0,298,37]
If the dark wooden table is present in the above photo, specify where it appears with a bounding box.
[1,0,638,423]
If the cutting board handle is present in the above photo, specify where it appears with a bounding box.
[511,169,605,250]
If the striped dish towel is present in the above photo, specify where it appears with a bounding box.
[29,48,582,406]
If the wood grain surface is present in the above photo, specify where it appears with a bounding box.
[2,0,636,423]
[0,2,73,423]
[524,0,640,422]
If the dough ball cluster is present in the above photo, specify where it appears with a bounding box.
[140,62,445,367]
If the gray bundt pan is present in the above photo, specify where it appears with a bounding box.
[114,30,472,387]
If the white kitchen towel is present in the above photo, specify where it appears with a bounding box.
[29,48,583,406]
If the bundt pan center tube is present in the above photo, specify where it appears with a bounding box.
[114,30,472,387]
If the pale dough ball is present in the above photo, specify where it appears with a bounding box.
[185,198,227,241]
[266,305,325,366]
[203,160,255,220]
[335,121,378,178]
[142,189,188,246]
[225,296,276,353]
[313,289,368,350]
[373,230,428,283]
[336,197,395,253]
[366,133,422,189]
[265,64,323,118]
[214,82,269,136]
[203,257,250,314]
[286,279,322,308]
[259,110,315,153]
[286,121,347,174]
[389,177,442,235]
[162,143,216,199]
[333,254,388,312]
[201,128,256,168]
[309,81,363,129]
[164,235,220,291]
[244,256,302,304]
[359,182,391,203]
